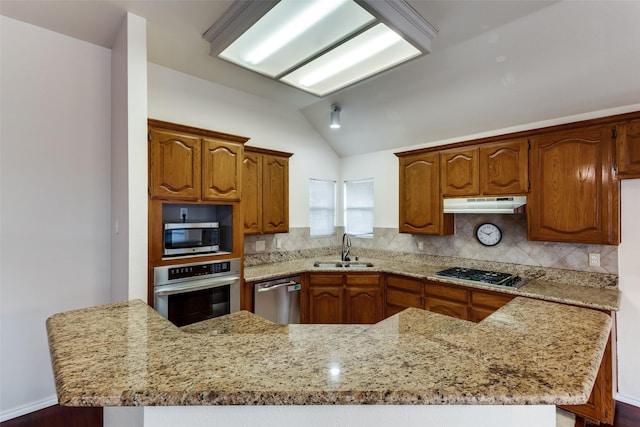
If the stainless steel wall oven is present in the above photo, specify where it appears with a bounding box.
[153,258,240,326]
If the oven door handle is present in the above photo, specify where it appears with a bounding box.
[256,281,299,292]
[154,275,239,296]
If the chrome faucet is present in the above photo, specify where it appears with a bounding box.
[341,233,351,261]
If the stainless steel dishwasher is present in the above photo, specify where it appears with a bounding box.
[253,275,301,324]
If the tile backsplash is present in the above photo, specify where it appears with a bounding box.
[244,214,618,274]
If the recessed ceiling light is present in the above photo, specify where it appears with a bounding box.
[203,0,437,97]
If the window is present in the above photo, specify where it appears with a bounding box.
[309,179,336,237]
[344,179,373,237]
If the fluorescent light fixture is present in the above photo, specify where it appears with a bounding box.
[330,104,341,129]
[204,0,437,97]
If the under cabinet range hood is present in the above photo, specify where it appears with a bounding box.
[443,196,527,214]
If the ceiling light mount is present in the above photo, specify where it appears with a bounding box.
[203,0,437,97]
[330,104,342,129]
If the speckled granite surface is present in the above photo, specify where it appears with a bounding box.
[47,297,611,407]
[244,255,620,311]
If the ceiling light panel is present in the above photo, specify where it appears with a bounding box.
[219,0,375,78]
[281,23,421,96]
[204,0,437,97]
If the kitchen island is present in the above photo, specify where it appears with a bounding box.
[47,296,611,426]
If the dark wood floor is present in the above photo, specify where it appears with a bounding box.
[1,401,638,427]
[0,406,102,427]
[575,401,640,427]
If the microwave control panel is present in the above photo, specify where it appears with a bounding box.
[168,261,231,281]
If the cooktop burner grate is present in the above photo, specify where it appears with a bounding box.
[435,267,523,288]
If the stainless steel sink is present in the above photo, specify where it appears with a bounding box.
[342,262,374,268]
[313,261,374,268]
[313,262,343,268]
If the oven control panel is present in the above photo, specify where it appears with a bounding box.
[168,261,231,281]
[154,258,240,286]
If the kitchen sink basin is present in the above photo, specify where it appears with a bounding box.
[313,262,343,268]
[313,261,374,268]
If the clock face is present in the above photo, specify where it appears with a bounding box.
[476,223,502,246]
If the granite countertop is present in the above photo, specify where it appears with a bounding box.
[244,257,620,311]
[47,297,611,407]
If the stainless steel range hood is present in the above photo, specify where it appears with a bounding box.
[443,196,527,214]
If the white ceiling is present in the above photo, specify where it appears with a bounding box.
[2,0,639,157]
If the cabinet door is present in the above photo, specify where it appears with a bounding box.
[441,147,479,196]
[242,152,262,234]
[308,287,343,324]
[616,119,640,179]
[202,138,243,201]
[479,139,529,195]
[149,129,201,200]
[528,125,619,245]
[398,153,453,235]
[345,287,382,324]
[262,155,289,234]
[345,274,382,324]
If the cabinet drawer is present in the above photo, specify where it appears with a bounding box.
[425,297,468,320]
[386,274,422,293]
[308,274,343,286]
[345,274,380,287]
[471,291,514,309]
[386,288,422,308]
[425,282,468,302]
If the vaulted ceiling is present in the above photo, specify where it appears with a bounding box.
[2,1,639,157]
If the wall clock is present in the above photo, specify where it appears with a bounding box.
[476,223,502,246]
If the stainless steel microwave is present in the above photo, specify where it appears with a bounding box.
[163,222,220,257]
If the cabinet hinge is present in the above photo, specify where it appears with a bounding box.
[528,181,531,190]
[527,141,531,149]
[148,132,152,142]
[612,128,617,139]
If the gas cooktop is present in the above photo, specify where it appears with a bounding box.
[435,267,523,288]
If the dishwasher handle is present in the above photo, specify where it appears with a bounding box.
[256,280,299,292]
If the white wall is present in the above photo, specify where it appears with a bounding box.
[147,63,341,228]
[111,12,148,302]
[0,16,112,420]
[617,179,640,406]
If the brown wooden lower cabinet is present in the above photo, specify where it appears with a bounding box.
[305,273,382,324]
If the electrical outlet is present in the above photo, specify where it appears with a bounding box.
[179,208,188,220]
[417,241,424,250]
[589,253,600,267]
[256,240,265,252]
[276,239,282,249]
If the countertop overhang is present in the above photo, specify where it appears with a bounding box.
[47,297,611,407]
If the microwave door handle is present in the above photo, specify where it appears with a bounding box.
[256,281,298,292]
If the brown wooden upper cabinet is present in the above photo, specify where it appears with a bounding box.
[440,147,479,196]
[243,147,292,234]
[615,119,640,179]
[441,139,529,197]
[528,125,619,245]
[398,152,454,235]
[479,139,529,195]
[148,120,247,202]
